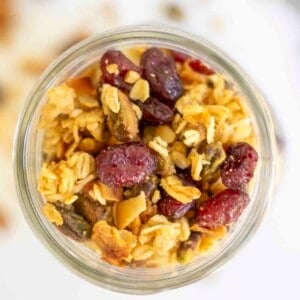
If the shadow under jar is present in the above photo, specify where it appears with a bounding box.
[14,25,278,294]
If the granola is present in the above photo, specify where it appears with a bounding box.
[38,46,258,267]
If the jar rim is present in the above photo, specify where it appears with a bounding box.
[13,25,278,294]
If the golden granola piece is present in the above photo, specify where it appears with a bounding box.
[115,192,147,229]
[101,84,120,113]
[148,136,168,158]
[38,84,76,128]
[124,70,140,84]
[92,220,137,265]
[99,182,123,202]
[42,203,63,226]
[160,176,201,204]
[104,90,139,142]
[154,125,176,144]
[106,63,119,75]
[151,190,161,204]
[66,76,95,96]
[129,79,150,102]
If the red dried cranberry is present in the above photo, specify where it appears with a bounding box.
[189,59,215,75]
[170,50,190,63]
[196,189,250,228]
[141,48,183,106]
[100,50,141,91]
[158,196,194,220]
[139,97,174,125]
[96,142,157,187]
[221,142,258,189]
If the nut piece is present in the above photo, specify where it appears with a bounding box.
[99,182,123,202]
[101,84,120,113]
[115,192,147,229]
[154,125,176,144]
[42,203,63,226]
[54,204,92,241]
[103,90,139,142]
[106,63,119,75]
[124,70,140,84]
[177,232,202,264]
[189,149,208,181]
[151,190,161,204]
[129,79,150,102]
[92,220,137,265]
[160,176,201,204]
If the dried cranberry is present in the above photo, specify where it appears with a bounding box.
[141,48,183,106]
[221,142,258,189]
[96,142,157,187]
[158,196,194,220]
[189,59,215,75]
[170,50,190,63]
[100,50,140,91]
[139,97,174,125]
[196,189,250,228]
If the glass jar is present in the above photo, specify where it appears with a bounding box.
[14,25,279,294]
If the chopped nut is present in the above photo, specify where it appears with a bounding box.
[99,182,123,202]
[171,150,190,169]
[132,103,143,120]
[124,70,140,84]
[129,79,150,102]
[115,192,147,229]
[151,190,161,204]
[54,203,91,241]
[154,125,176,144]
[78,138,102,154]
[106,63,119,75]
[160,176,201,204]
[92,220,137,265]
[42,203,63,226]
[105,90,139,142]
[148,136,169,158]
[177,232,201,264]
[101,84,120,113]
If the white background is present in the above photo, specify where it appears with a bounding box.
[0,0,299,299]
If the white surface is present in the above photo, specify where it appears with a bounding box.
[0,0,300,299]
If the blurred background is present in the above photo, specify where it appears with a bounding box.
[0,0,299,299]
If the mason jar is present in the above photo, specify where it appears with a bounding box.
[14,25,279,294]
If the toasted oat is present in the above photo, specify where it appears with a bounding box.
[160,176,201,204]
[148,136,168,158]
[182,129,201,147]
[206,116,215,144]
[189,149,205,181]
[124,70,140,84]
[129,79,150,102]
[42,203,63,226]
[38,84,76,128]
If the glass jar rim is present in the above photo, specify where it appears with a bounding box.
[13,25,278,294]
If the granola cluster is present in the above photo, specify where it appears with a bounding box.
[38,46,257,267]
